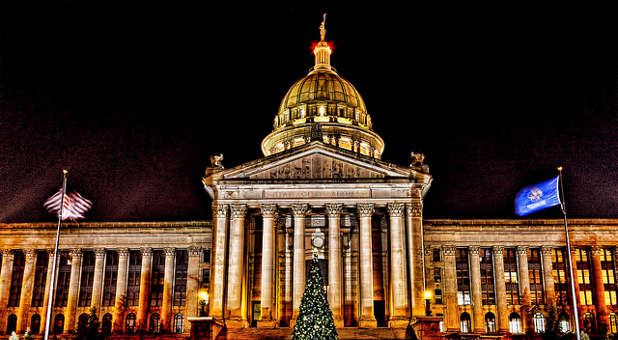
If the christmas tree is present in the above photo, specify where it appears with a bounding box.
[292,254,338,340]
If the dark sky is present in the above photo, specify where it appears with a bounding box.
[0,2,616,222]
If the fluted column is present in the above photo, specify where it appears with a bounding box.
[326,203,344,328]
[357,203,377,327]
[540,246,555,306]
[40,249,56,336]
[91,248,106,313]
[65,248,83,333]
[291,203,308,324]
[0,249,15,312]
[469,246,484,332]
[492,246,508,332]
[591,246,609,334]
[17,249,36,333]
[227,204,248,327]
[516,246,530,333]
[137,247,152,331]
[186,246,202,328]
[443,245,458,331]
[161,247,175,332]
[388,202,409,327]
[258,204,277,327]
[113,248,130,333]
[407,201,425,316]
[210,204,228,319]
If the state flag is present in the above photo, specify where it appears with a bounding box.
[514,176,561,216]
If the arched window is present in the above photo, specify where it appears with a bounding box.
[149,313,160,333]
[174,313,184,334]
[533,312,546,333]
[77,313,89,335]
[102,313,113,335]
[485,312,496,333]
[53,314,64,335]
[509,312,522,333]
[125,313,136,334]
[460,312,471,333]
[610,314,618,334]
[6,314,17,335]
[558,313,570,333]
[583,312,595,333]
[30,314,41,334]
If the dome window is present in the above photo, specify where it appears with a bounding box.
[319,106,326,116]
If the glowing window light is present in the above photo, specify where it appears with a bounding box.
[319,106,325,115]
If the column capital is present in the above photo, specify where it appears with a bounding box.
[46,249,56,257]
[260,204,278,218]
[325,203,343,217]
[492,246,504,256]
[230,204,248,219]
[424,248,433,257]
[164,247,176,257]
[387,202,405,217]
[516,246,529,255]
[613,247,618,257]
[70,248,83,259]
[291,203,309,217]
[442,245,456,256]
[590,246,603,256]
[469,246,481,255]
[2,249,13,257]
[357,203,374,217]
[540,246,553,255]
[406,201,422,217]
[117,248,130,257]
[23,249,36,260]
[188,246,202,257]
[140,247,153,256]
[94,248,106,258]
[212,203,228,217]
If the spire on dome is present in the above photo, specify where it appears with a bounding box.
[319,13,326,41]
[313,13,332,72]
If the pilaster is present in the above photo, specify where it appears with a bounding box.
[137,247,152,331]
[442,245,458,332]
[492,246,508,332]
[113,248,130,333]
[91,248,106,313]
[65,248,83,333]
[540,246,555,306]
[161,247,176,332]
[16,249,36,333]
[468,246,484,332]
[186,246,202,330]
[590,246,609,334]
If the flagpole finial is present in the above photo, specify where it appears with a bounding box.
[63,169,68,175]
[557,166,563,172]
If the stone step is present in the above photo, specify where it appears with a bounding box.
[217,327,412,339]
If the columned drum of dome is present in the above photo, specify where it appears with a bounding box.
[261,19,384,159]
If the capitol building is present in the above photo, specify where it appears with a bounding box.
[0,20,616,340]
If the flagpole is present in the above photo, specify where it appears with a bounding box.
[558,166,581,340]
[43,169,68,340]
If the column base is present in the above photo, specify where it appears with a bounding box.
[257,319,278,328]
[388,317,410,328]
[333,318,344,328]
[359,319,378,328]
[225,318,248,328]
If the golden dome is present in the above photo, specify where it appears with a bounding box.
[262,15,384,159]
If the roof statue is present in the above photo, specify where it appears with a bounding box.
[410,152,430,173]
[320,13,327,41]
[210,153,224,169]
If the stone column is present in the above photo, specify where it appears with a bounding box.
[357,203,377,328]
[326,203,344,328]
[540,246,555,306]
[516,246,530,333]
[186,246,202,330]
[492,246,508,332]
[569,248,583,331]
[40,249,56,336]
[227,204,248,327]
[291,203,308,324]
[137,247,152,331]
[258,204,277,327]
[17,249,36,333]
[0,249,14,310]
[407,201,425,317]
[65,248,83,333]
[210,204,228,319]
[91,248,106,313]
[387,202,409,327]
[442,245,458,331]
[591,246,609,334]
[113,248,129,333]
[469,246,484,332]
[161,247,175,332]
[284,226,293,323]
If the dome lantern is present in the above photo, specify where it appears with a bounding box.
[313,14,332,72]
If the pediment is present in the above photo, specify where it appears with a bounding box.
[220,143,411,180]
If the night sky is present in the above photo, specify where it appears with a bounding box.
[0,2,616,223]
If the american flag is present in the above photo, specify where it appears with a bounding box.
[44,189,93,221]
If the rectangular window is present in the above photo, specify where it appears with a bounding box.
[127,250,142,306]
[504,248,520,305]
[528,248,544,305]
[149,250,165,307]
[203,249,210,263]
[601,248,617,306]
[480,248,495,305]
[173,250,188,306]
[433,249,441,263]
[552,248,569,305]
[78,251,95,307]
[55,251,71,307]
[8,251,25,307]
[102,251,118,307]
[31,250,48,307]
[576,249,593,305]
[433,267,442,283]
[202,268,210,284]
[456,248,471,305]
